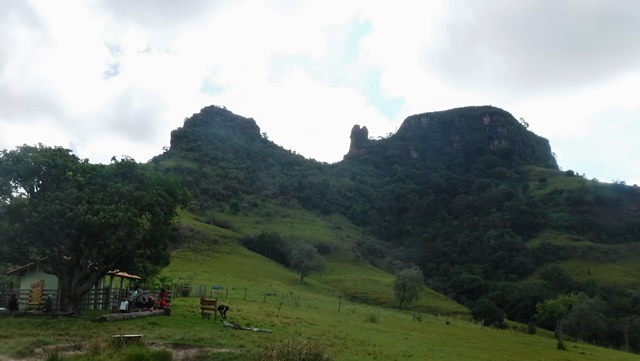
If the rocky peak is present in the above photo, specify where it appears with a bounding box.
[344,125,369,159]
[343,106,558,169]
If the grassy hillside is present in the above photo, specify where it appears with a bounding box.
[1,243,639,361]
[2,208,639,360]
[523,164,640,292]
[170,205,466,315]
[527,230,640,291]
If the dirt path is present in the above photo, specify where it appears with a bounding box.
[0,342,238,361]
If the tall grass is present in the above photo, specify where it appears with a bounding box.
[254,339,334,361]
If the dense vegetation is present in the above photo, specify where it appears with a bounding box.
[151,104,640,351]
[0,145,189,314]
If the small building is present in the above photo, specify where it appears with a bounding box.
[3,258,141,311]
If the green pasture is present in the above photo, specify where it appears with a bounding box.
[521,166,587,196]
[528,230,595,248]
[559,258,640,290]
[2,245,640,360]
[1,291,638,361]
[527,231,640,290]
[201,206,363,247]
[3,203,640,360]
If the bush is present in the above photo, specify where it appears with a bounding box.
[471,298,505,326]
[314,242,337,255]
[527,322,537,335]
[365,312,380,323]
[206,216,232,229]
[254,339,334,361]
[123,346,155,361]
[241,231,290,267]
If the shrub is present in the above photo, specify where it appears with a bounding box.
[314,242,337,255]
[152,349,174,361]
[471,298,505,326]
[123,346,154,361]
[254,339,334,361]
[527,322,537,335]
[365,312,380,323]
[241,232,290,267]
[206,216,232,229]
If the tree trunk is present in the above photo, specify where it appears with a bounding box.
[398,289,406,309]
[59,285,86,315]
[556,319,566,350]
[57,269,105,315]
[222,320,272,333]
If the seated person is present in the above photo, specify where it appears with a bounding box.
[42,295,53,313]
[119,297,129,313]
[158,298,170,310]
[8,294,19,311]
[159,288,168,301]
[144,296,155,311]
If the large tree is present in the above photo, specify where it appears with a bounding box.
[535,293,579,350]
[0,145,189,314]
[393,266,424,309]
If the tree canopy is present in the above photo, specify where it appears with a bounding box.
[0,144,190,314]
[289,243,325,282]
[536,293,579,350]
[393,266,424,309]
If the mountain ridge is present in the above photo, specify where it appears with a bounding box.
[152,103,640,349]
[345,105,557,171]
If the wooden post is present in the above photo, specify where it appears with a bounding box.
[106,276,114,310]
[93,288,100,310]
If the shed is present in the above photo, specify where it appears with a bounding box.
[5,258,141,311]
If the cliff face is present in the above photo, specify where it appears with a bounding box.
[169,105,263,154]
[171,105,558,172]
[343,125,369,159]
[344,106,558,170]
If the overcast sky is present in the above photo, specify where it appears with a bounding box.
[1,0,639,184]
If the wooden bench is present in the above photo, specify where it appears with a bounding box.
[200,297,218,319]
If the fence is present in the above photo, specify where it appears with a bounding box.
[1,283,356,314]
[169,284,310,308]
[0,287,172,312]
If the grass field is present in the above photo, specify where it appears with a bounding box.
[527,230,640,290]
[2,245,640,360]
[2,207,640,360]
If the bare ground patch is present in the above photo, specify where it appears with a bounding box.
[0,342,238,361]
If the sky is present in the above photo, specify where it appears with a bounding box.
[1,0,639,185]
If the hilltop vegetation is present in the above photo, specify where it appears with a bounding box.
[151,104,640,352]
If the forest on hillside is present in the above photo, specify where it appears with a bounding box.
[153,105,640,351]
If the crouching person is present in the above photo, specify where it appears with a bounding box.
[217,303,229,319]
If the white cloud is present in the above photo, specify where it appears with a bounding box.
[0,0,638,183]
